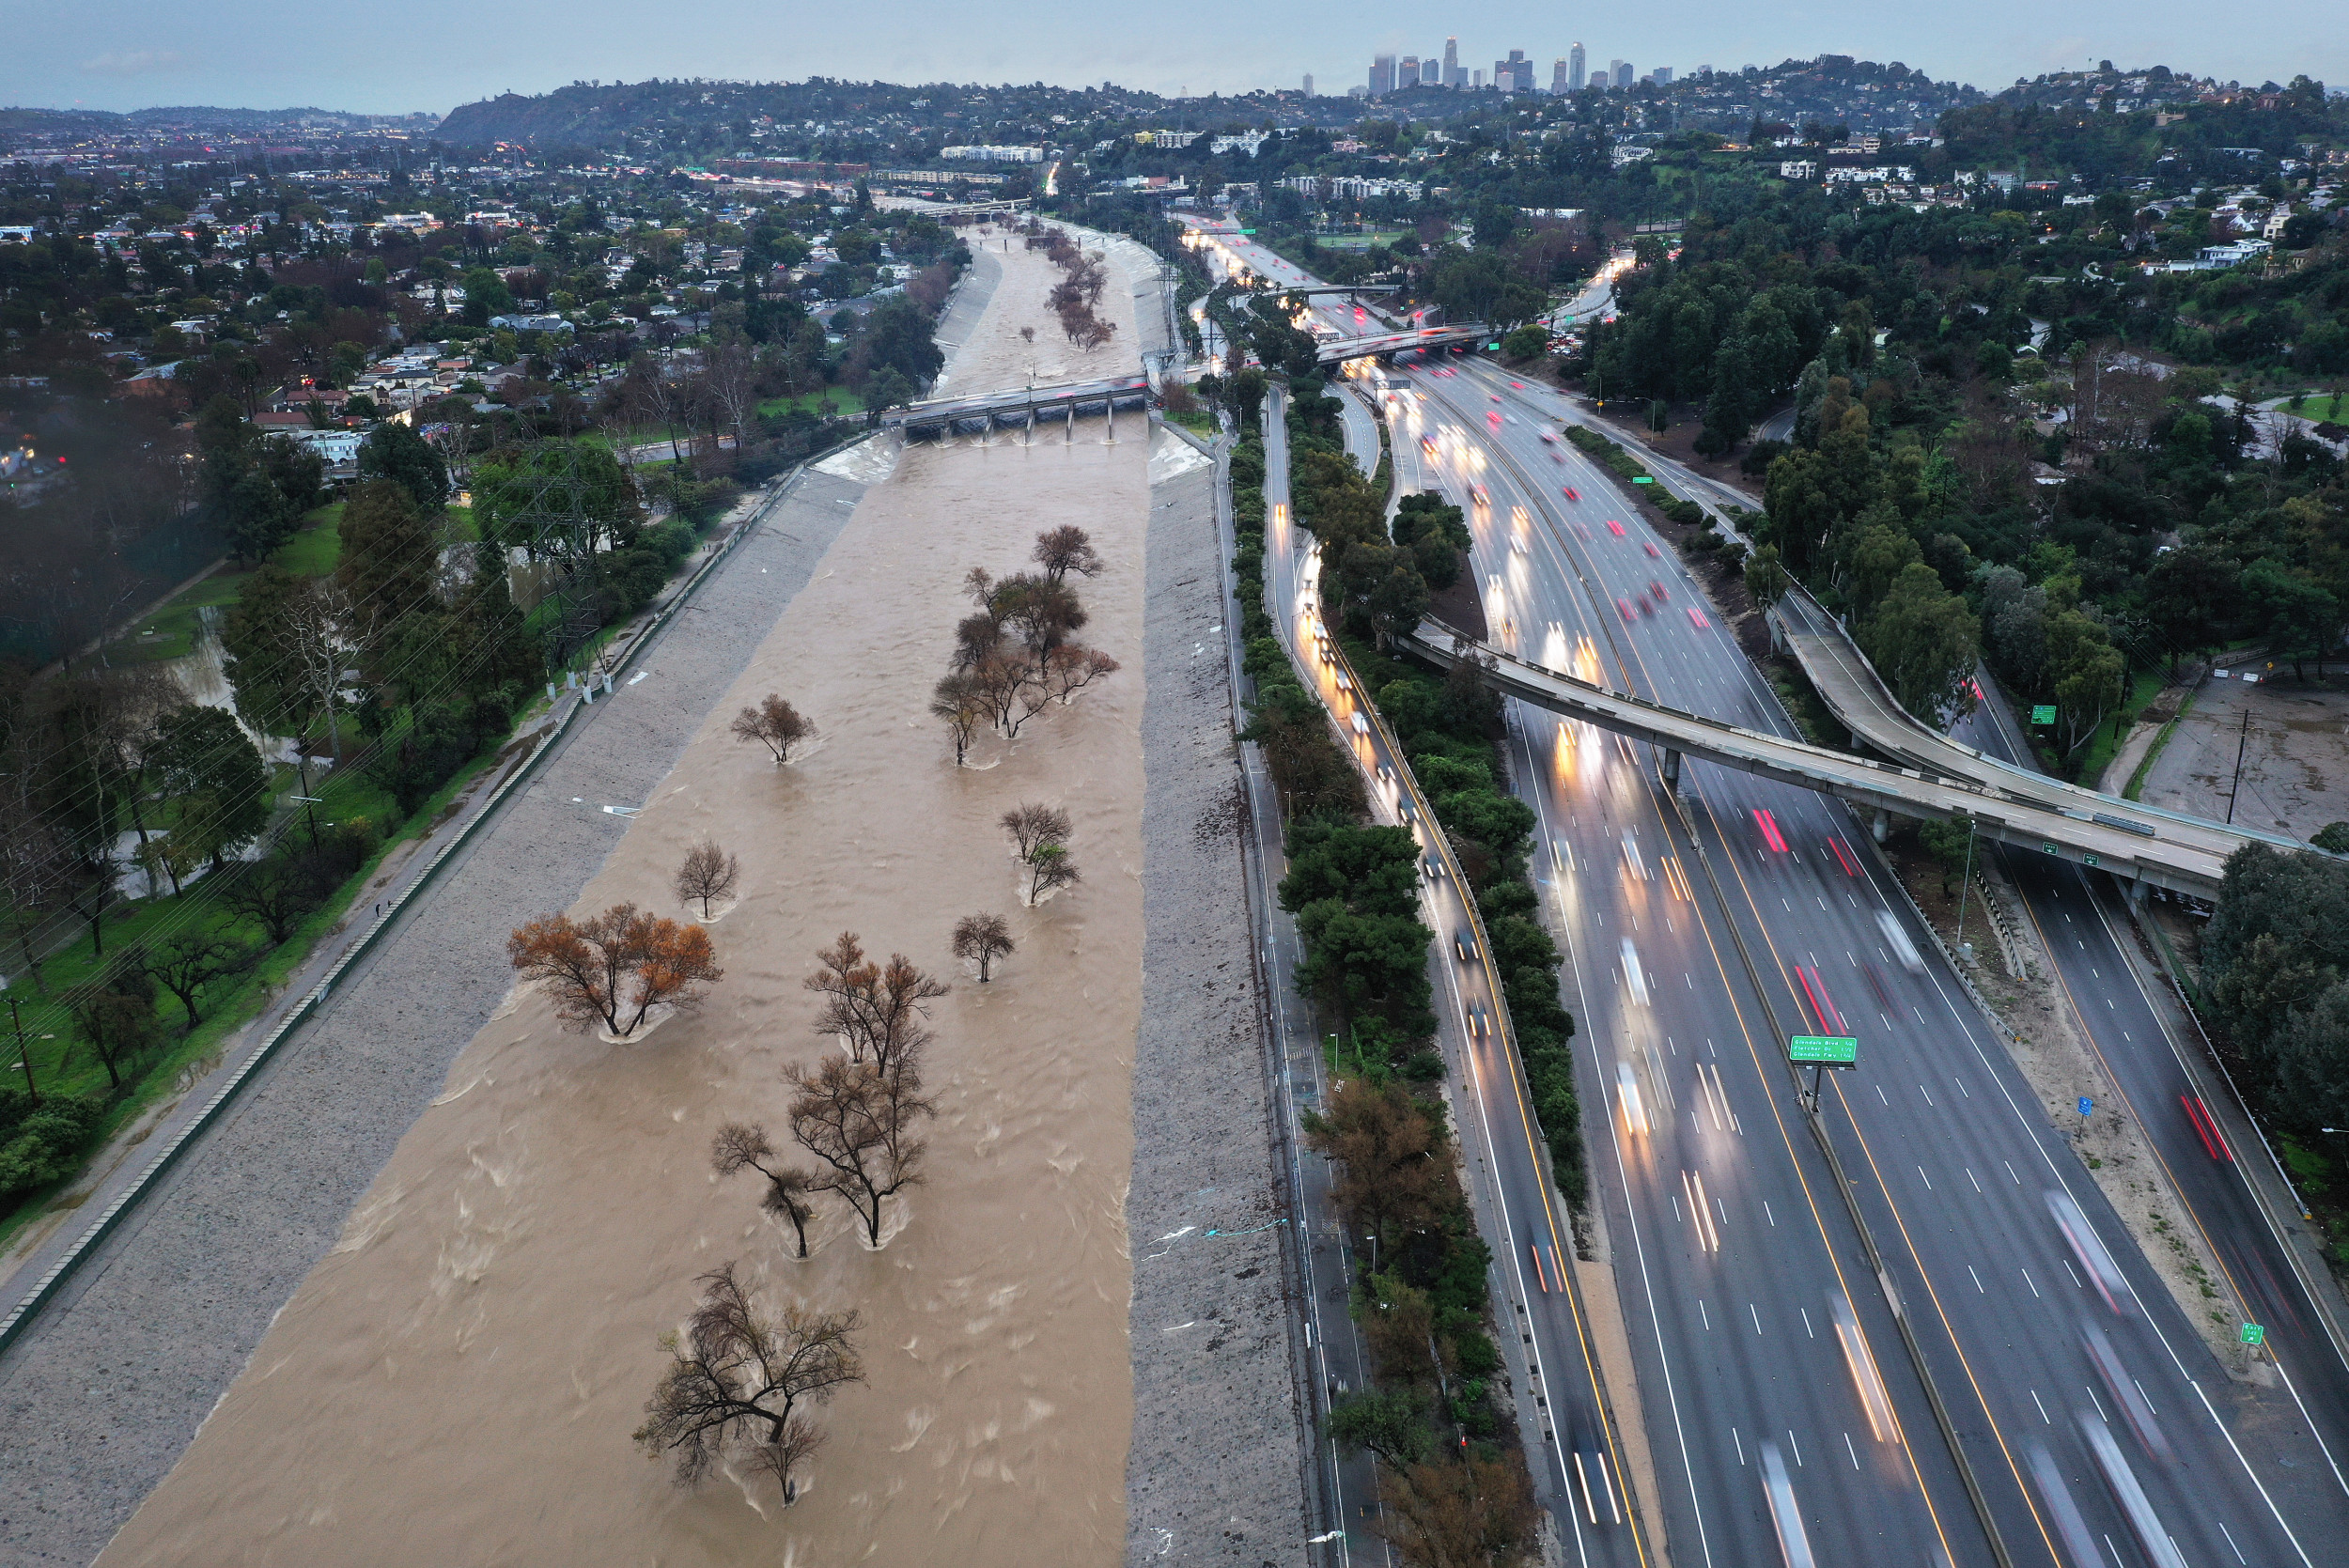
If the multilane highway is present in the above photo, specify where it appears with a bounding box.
[1383,349,2341,1566]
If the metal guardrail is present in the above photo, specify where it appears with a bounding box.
[0,449,847,1359]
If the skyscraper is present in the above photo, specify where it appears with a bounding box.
[1614,60,1634,89]
[1652,66,1673,85]
[1302,73,1315,97]
[1400,55,1419,90]
[1442,37,1460,88]
[1569,43,1586,91]
[1551,58,1571,95]
[1422,56,1440,85]
[1370,54,1395,96]
[1493,50,1530,93]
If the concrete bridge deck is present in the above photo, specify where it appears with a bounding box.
[1403,616,2237,897]
[879,373,1153,439]
[1316,325,1486,365]
[1770,587,2301,880]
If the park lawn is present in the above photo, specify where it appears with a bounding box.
[443,505,480,544]
[105,504,345,664]
[757,386,865,418]
[0,723,520,1252]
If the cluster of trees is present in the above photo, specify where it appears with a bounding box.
[930,528,1120,764]
[1029,225,1119,351]
[2202,840,2349,1139]
[1310,1079,1536,1567]
[636,929,954,1502]
[1273,386,1585,1200]
[0,658,387,1204]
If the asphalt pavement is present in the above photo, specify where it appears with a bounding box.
[1389,352,2344,1568]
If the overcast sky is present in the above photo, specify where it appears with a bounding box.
[8,0,2342,116]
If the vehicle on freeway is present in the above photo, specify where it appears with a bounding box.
[1376,762,1395,788]
[1643,541,1661,557]
[1511,535,1528,554]
[1616,597,1636,622]
[1349,711,1370,737]
[1540,430,1557,443]
[1455,928,1475,961]
[1563,486,1579,500]
[1649,580,1669,600]
[1470,484,1490,506]
[1606,520,1626,536]
[1876,910,1923,972]
[1686,607,1710,629]
[2048,1190,2137,1315]
[1421,433,1438,453]
[1467,1003,1489,1038]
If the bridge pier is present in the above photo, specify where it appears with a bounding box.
[2127,877,2145,908]
[1872,808,1890,845]
[1659,748,1682,793]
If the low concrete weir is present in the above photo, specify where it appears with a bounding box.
[880,372,1153,439]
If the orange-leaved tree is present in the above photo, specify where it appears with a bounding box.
[508,902,723,1038]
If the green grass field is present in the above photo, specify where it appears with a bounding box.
[0,724,517,1252]
[757,387,865,418]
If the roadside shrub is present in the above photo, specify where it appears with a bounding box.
[0,1091,106,1203]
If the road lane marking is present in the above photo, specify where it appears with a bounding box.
[2030,1389,2051,1423]
[2022,1268,2040,1298]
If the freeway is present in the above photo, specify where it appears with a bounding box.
[1384,349,2342,1566]
[1263,389,1657,1568]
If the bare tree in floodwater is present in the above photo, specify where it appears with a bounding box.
[1000,801,1071,860]
[1032,524,1102,583]
[711,1122,818,1259]
[674,838,740,918]
[951,912,1015,981]
[632,1262,863,1504]
[730,694,813,763]
[802,931,945,1077]
[786,1053,934,1248]
[1024,841,1079,905]
[929,672,987,765]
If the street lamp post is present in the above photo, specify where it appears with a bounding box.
[1952,820,1980,960]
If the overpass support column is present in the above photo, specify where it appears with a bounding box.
[1659,748,1682,793]
[2127,877,2146,908]
[1872,808,1890,845]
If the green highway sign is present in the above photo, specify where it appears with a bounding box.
[2030,705,2057,725]
[2241,1322,2266,1346]
[2084,853,2100,868]
[2042,842,2059,855]
[1789,1034,1859,1065]
[1632,475,1656,484]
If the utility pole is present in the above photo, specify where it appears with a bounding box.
[9,998,33,1105]
[2226,706,2251,824]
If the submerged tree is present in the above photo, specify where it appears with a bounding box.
[674,839,741,919]
[632,1263,863,1504]
[951,912,1016,982]
[506,903,723,1037]
[731,694,815,763]
[1025,841,1079,905]
[1000,801,1071,860]
[801,931,946,1076]
[786,1053,934,1248]
[711,1122,818,1259]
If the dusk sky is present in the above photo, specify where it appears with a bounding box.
[8,0,2343,116]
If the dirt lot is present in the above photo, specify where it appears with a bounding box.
[2135,668,2349,840]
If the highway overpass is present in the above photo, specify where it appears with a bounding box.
[1768,587,2308,887]
[1316,325,1486,365]
[1401,615,2240,897]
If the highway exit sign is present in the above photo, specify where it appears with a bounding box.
[2241,1322,2265,1346]
[1632,475,1656,484]
[2030,705,2057,725]
[1789,1034,1858,1065]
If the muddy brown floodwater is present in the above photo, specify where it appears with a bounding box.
[102,241,1158,1566]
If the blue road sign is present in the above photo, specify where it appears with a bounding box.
[2078,1096,2094,1117]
